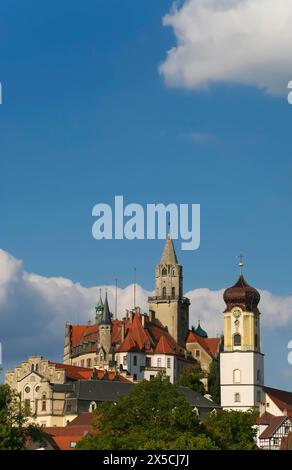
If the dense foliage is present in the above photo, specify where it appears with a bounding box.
[77,374,257,450]
[207,359,221,404]
[178,363,206,396]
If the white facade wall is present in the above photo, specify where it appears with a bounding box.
[220,351,264,410]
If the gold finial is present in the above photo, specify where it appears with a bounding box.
[238,253,244,275]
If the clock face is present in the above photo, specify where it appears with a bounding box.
[233,309,241,319]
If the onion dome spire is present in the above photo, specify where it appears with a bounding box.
[95,288,104,313]
[195,320,208,338]
[223,256,260,312]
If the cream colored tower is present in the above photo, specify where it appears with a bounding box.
[148,234,190,346]
[220,262,264,410]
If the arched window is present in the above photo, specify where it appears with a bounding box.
[162,287,166,298]
[234,393,241,403]
[89,401,97,412]
[233,369,241,384]
[87,358,91,368]
[234,334,241,347]
[171,287,175,298]
[162,267,167,276]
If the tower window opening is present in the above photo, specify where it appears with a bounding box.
[234,334,241,347]
[234,393,241,403]
[162,268,167,276]
[255,334,258,349]
[162,287,166,298]
[171,287,175,298]
[233,369,241,384]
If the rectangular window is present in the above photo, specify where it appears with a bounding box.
[150,375,155,381]
[195,350,200,358]
[42,401,47,411]
[133,374,137,381]
[234,393,240,403]
[87,358,91,368]
[24,399,30,415]
[157,358,161,367]
[285,426,289,434]
[273,438,279,446]
[133,356,137,366]
[167,358,171,369]
[146,357,151,367]
[81,359,84,367]
[123,355,127,366]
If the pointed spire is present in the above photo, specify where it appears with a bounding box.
[160,234,178,265]
[100,291,112,325]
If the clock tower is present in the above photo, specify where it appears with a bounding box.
[220,259,264,410]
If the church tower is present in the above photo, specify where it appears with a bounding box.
[98,292,112,363]
[220,259,264,410]
[148,234,190,346]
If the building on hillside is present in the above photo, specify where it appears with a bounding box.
[5,356,128,427]
[255,386,292,450]
[220,260,264,411]
[26,413,94,450]
[63,235,219,384]
[256,412,292,450]
[186,322,221,372]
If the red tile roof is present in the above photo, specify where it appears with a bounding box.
[49,362,93,380]
[257,411,275,425]
[264,386,292,414]
[67,413,93,427]
[186,330,220,358]
[259,415,288,439]
[116,313,185,357]
[154,335,176,355]
[43,424,93,450]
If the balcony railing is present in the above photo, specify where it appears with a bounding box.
[148,295,189,302]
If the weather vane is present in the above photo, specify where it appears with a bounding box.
[238,253,244,275]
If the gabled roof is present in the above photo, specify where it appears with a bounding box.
[263,386,292,414]
[186,330,220,358]
[43,424,93,450]
[154,335,176,355]
[259,415,289,439]
[257,411,275,425]
[67,413,93,427]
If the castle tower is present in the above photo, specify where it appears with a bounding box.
[99,291,112,358]
[220,259,264,410]
[148,234,190,346]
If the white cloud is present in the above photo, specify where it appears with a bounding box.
[160,0,292,95]
[0,248,292,369]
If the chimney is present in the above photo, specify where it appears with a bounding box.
[259,400,266,416]
[88,320,92,326]
[121,322,126,342]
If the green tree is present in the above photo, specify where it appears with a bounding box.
[203,409,258,450]
[207,359,220,404]
[178,363,206,395]
[77,372,204,450]
[0,384,44,450]
[0,384,26,450]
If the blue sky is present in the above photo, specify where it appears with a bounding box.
[1,1,292,388]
